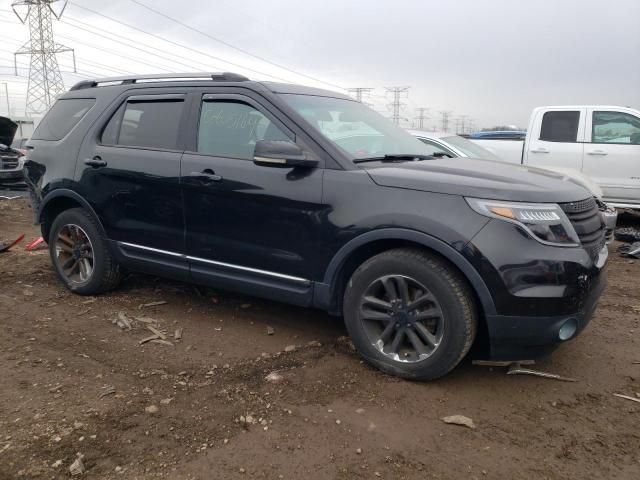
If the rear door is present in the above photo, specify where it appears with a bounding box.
[583,108,640,206]
[76,91,189,278]
[526,109,586,169]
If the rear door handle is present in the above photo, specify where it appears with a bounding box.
[188,169,222,183]
[84,156,107,167]
[587,149,608,156]
[530,147,550,154]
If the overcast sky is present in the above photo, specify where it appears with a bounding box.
[0,0,639,130]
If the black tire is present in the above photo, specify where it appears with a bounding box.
[48,208,121,295]
[343,248,477,380]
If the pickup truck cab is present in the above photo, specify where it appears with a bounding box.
[471,106,640,210]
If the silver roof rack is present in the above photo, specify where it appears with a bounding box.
[70,72,250,91]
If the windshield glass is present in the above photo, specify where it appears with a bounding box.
[442,135,501,161]
[280,94,432,160]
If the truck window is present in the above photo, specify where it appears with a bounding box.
[592,111,640,145]
[32,98,95,141]
[539,111,580,142]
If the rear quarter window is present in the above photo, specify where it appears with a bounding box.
[32,98,95,141]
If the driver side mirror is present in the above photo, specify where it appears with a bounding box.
[253,140,319,168]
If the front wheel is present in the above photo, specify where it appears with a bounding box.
[343,248,477,380]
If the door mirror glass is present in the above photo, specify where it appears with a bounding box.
[253,140,318,168]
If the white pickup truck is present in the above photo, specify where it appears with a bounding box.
[470,106,640,210]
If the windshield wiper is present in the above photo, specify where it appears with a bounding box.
[353,154,434,164]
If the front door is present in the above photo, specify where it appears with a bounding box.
[76,92,188,278]
[180,92,325,303]
[583,108,640,205]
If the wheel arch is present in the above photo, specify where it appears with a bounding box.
[314,228,496,320]
[38,189,105,241]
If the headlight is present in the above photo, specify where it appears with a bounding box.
[466,198,580,247]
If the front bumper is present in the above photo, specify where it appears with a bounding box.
[0,168,25,183]
[468,219,609,361]
[602,206,617,244]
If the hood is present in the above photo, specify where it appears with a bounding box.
[363,158,592,203]
[0,116,18,148]
[529,165,603,198]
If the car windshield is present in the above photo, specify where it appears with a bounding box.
[280,94,432,161]
[442,135,501,161]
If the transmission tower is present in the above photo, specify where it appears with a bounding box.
[439,110,452,132]
[12,0,75,115]
[347,87,374,104]
[385,86,410,125]
[414,107,429,130]
[457,115,468,134]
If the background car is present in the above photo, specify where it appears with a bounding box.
[0,116,26,186]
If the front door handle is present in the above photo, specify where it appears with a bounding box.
[84,156,107,168]
[530,147,550,154]
[587,149,608,156]
[188,169,223,183]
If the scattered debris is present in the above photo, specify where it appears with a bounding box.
[265,372,283,383]
[146,324,167,340]
[145,405,159,414]
[337,335,356,352]
[356,448,362,454]
[134,316,158,324]
[174,328,183,340]
[307,340,322,347]
[240,303,251,309]
[76,307,92,316]
[81,297,97,305]
[613,393,640,404]
[51,459,63,468]
[99,385,116,398]
[24,236,46,251]
[266,326,275,336]
[139,300,168,309]
[112,312,132,330]
[69,454,86,476]
[618,242,640,259]
[0,233,25,253]
[139,335,159,345]
[160,397,174,405]
[355,408,365,414]
[442,415,476,429]
[284,345,296,352]
[150,339,174,347]
[507,363,577,382]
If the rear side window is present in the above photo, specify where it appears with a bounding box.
[539,111,580,142]
[32,98,95,141]
[102,100,184,150]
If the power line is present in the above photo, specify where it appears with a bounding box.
[385,86,410,125]
[127,0,345,90]
[347,87,374,104]
[66,2,296,83]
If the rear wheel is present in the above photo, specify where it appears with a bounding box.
[49,208,121,295]
[343,248,477,380]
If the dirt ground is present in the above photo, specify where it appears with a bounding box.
[0,198,639,480]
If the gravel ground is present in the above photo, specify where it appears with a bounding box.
[1,198,639,480]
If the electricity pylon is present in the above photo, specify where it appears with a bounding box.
[12,0,76,115]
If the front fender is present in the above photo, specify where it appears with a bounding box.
[314,227,496,317]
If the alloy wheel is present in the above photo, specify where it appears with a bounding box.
[53,224,95,284]
[358,274,444,363]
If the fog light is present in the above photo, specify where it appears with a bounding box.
[558,318,577,341]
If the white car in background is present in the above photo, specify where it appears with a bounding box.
[409,129,617,241]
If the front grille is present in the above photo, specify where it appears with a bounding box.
[1,153,20,169]
[559,197,606,259]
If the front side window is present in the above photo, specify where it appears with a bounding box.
[539,111,580,142]
[592,111,640,145]
[280,94,432,161]
[197,100,291,159]
[102,100,184,150]
[32,98,95,141]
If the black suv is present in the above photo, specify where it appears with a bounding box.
[25,73,608,380]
